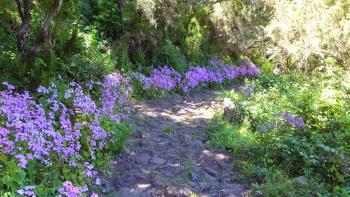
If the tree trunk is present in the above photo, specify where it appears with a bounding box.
[15,0,63,63]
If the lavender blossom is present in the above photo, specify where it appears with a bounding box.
[17,185,36,197]
[58,181,85,197]
[276,113,305,128]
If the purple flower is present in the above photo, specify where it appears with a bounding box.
[91,193,99,197]
[2,82,15,90]
[276,113,305,128]
[238,60,260,77]
[134,66,181,91]
[95,178,102,186]
[244,87,254,94]
[17,185,36,196]
[259,113,305,132]
[134,59,260,93]
[182,66,215,91]
[37,86,50,94]
[83,162,97,178]
[58,181,86,197]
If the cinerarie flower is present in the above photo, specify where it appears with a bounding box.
[0,71,131,195]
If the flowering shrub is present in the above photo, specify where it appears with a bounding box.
[0,73,131,196]
[182,66,216,92]
[210,67,350,196]
[181,59,260,91]
[259,113,305,132]
[133,66,181,92]
[133,59,260,95]
[58,181,88,197]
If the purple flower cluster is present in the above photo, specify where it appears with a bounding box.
[237,60,261,77]
[17,185,36,196]
[182,59,260,92]
[0,86,56,167]
[276,113,305,128]
[0,72,130,195]
[133,59,260,93]
[259,113,305,132]
[182,66,216,91]
[243,86,254,94]
[133,66,181,91]
[58,181,88,197]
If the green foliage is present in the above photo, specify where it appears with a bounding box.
[152,39,187,72]
[265,0,350,71]
[210,66,350,195]
[251,52,276,74]
[61,30,115,83]
[163,124,177,134]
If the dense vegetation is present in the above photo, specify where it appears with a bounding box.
[0,0,349,196]
[210,66,350,196]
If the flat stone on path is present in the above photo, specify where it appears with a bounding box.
[150,156,166,165]
[134,154,151,165]
[165,186,193,197]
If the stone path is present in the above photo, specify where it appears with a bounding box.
[107,87,249,196]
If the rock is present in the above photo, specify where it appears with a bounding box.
[187,182,200,192]
[117,188,137,197]
[140,188,156,197]
[190,171,200,181]
[216,159,229,169]
[133,171,150,180]
[205,166,218,177]
[165,186,193,197]
[198,182,210,191]
[204,172,217,182]
[193,139,205,147]
[223,98,235,122]
[293,176,308,186]
[101,187,111,194]
[150,157,166,165]
[220,184,245,196]
[134,155,150,165]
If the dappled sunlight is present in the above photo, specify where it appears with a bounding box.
[136,183,151,189]
[111,85,250,196]
[202,150,229,161]
[2,0,348,195]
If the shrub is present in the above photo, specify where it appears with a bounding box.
[152,40,188,72]
[131,66,182,98]
[210,66,350,195]
[131,59,260,97]
[265,0,350,70]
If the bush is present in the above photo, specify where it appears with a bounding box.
[210,66,350,195]
[265,0,350,70]
[130,59,260,97]
[0,73,132,196]
[152,40,188,72]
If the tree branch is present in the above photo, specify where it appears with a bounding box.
[15,0,32,56]
[15,0,24,21]
[23,0,31,23]
[32,0,63,54]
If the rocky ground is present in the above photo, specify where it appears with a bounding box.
[100,87,250,197]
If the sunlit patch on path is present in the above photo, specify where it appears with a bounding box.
[108,87,250,196]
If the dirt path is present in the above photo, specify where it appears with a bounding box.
[109,87,249,197]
